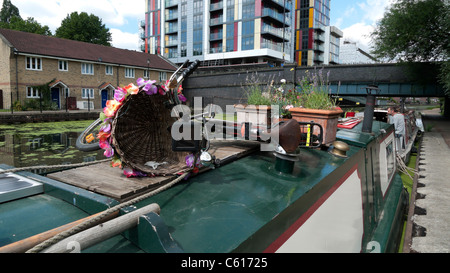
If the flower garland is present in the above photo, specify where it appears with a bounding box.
[97,78,188,178]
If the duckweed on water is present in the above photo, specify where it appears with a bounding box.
[0,120,105,171]
[0,120,96,136]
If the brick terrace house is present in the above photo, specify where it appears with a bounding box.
[0,28,176,110]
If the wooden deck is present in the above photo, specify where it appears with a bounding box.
[48,140,260,202]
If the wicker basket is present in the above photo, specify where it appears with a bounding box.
[111,90,190,176]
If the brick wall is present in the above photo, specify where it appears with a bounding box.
[0,39,171,110]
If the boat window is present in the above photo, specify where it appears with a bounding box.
[386,140,395,182]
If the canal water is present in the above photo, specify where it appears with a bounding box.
[0,120,104,174]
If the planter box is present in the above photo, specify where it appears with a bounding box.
[235,104,272,126]
[289,107,343,146]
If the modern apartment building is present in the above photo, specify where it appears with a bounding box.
[141,0,342,67]
[293,0,342,66]
[142,0,294,66]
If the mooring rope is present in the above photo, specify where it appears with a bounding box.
[396,152,419,181]
[0,159,112,175]
[26,172,189,253]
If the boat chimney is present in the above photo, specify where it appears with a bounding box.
[361,85,380,133]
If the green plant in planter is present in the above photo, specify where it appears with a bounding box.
[295,68,338,110]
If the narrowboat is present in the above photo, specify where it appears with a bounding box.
[0,62,414,254]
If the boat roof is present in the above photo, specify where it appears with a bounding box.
[336,120,393,147]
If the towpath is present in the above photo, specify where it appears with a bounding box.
[409,108,450,253]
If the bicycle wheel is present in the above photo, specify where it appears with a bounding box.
[75,118,102,151]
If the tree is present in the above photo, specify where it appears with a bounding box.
[0,16,52,35]
[0,0,19,23]
[371,0,450,94]
[55,12,112,46]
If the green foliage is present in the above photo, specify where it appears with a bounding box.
[295,68,337,110]
[0,16,52,35]
[0,0,19,23]
[371,0,450,95]
[55,12,112,46]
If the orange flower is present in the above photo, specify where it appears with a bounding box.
[124,83,139,95]
[103,99,122,117]
[97,130,111,142]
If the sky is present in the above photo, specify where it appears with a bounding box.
[10,0,394,53]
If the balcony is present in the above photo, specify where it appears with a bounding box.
[165,39,178,47]
[210,1,223,11]
[210,16,223,25]
[263,0,292,12]
[209,46,223,54]
[261,24,291,41]
[210,31,223,41]
[313,44,324,52]
[165,10,178,21]
[262,8,290,26]
[165,0,177,8]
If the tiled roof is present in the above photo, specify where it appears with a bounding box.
[0,28,176,71]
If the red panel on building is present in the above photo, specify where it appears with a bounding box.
[255,0,262,16]
[308,29,314,49]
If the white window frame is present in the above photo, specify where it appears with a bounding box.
[26,56,42,71]
[125,67,135,78]
[82,88,94,99]
[81,63,94,75]
[144,70,150,79]
[105,65,114,75]
[26,86,40,98]
[58,60,68,71]
[159,71,167,82]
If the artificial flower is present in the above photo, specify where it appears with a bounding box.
[178,94,187,102]
[123,167,147,178]
[124,83,139,95]
[158,86,166,95]
[185,154,195,168]
[97,130,111,143]
[99,122,111,134]
[104,146,114,158]
[137,78,158,95]
[111,156,122,168]
[114,87,127,102]
[103,99,122,117]
[177,85,183,94]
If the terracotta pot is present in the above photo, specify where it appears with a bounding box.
[234,104,272,126]
[289,107,343,145]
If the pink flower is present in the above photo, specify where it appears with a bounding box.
[137,78,158,95]
[114,88,127,102]
[103,146,114,158]
[178,94,187,102]
[123,167,147,178]
[185,154,195,168]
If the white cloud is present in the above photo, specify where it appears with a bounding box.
[10,0,144,50]
[341,23,375,52]
[338,0,394,52]
[110,28,140,51]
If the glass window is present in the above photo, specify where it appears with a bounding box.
[26,87,39,98]
[386,140,395,182]
[125,67,135,78]
[105,65,113,75]
[82,88,94,99]
[58,60,68,71]
[26,57,42,71]
[81,63,94,75]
